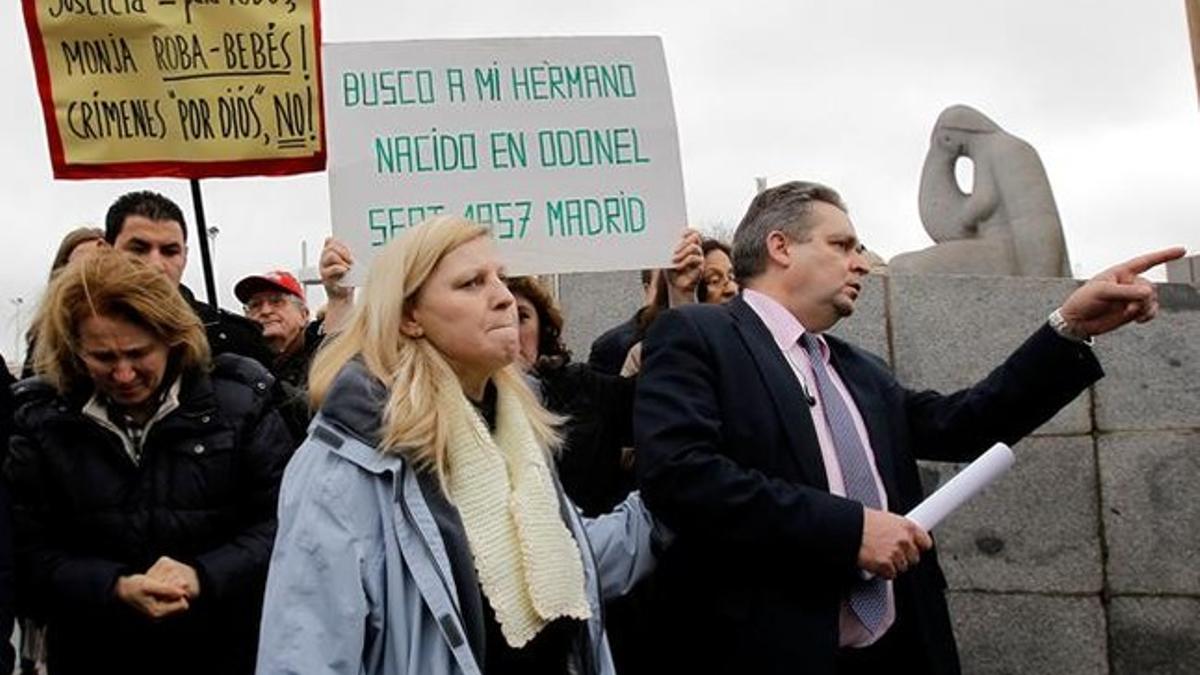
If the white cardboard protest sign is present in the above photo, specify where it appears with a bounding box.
[323,36,687,283]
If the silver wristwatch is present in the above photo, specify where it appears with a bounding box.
[1048,308,1094,346]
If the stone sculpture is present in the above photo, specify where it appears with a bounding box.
[890,105,1071,277]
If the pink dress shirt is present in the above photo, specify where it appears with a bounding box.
[742,289,895,647]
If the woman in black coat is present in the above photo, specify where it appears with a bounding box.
[0,353,15,675]
[4,250,294,675]
[506,276,636,516]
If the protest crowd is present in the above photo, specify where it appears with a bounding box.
[0,183,1182,675]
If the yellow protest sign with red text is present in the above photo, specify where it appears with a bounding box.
[23,0,325,178]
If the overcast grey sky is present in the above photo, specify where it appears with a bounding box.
[1,0,1197,364]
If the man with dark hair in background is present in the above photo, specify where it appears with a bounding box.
[104,190,274,370]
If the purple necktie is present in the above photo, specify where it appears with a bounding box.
[800,333,888,634]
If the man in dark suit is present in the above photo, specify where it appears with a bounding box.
[634,180,1183,674]
[588,269,655,375]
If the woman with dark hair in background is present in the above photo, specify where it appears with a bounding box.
[5,249,293,675]
[507,275,638,516]
[506,228,703,512]
[613,232,704,378]
[504,231,702,675]
[697,237,738,304]
[21,227,107,380]
[47,227,105,279]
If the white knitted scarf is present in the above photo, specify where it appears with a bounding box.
[442,380,592,648]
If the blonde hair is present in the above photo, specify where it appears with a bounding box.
[32,248,210,395]
[309,216,561,478]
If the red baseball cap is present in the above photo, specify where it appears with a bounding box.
[235,270,305,304]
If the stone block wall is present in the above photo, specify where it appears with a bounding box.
[557,270,1200,673]
[1165,254,1200,285]
[558,270,643,364]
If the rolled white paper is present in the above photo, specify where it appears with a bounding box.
[905,442,1015,531]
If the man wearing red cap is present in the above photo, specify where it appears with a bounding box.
[233,269,326,442]
[235,270,318,391]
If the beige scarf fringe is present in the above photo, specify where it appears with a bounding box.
[442,379,591,648]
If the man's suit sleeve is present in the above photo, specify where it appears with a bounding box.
[634,309,862,570]
[899,323,1104,462]
[587,318,635,377]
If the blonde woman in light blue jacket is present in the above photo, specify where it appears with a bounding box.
[256,216,658,675]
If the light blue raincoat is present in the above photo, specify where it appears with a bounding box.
[255,361,657,675]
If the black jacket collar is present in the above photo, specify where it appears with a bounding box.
[727,296,831,488]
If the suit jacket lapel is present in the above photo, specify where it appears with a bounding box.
[826,344,902,505]
[729,297,830,489]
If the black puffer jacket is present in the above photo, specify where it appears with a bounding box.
[179,284,277,371]
[4,354,295,675]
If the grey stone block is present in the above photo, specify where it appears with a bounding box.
[1093,284,1200,432]
[556,271,644,363]
[1164,255,1199,285]
[948,592,1108,675]
[1099,430,1200,595]
[1110,596,1200,675]
[889,274,1091,435]
[920,436,1102,594]
[827,272,890,366]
